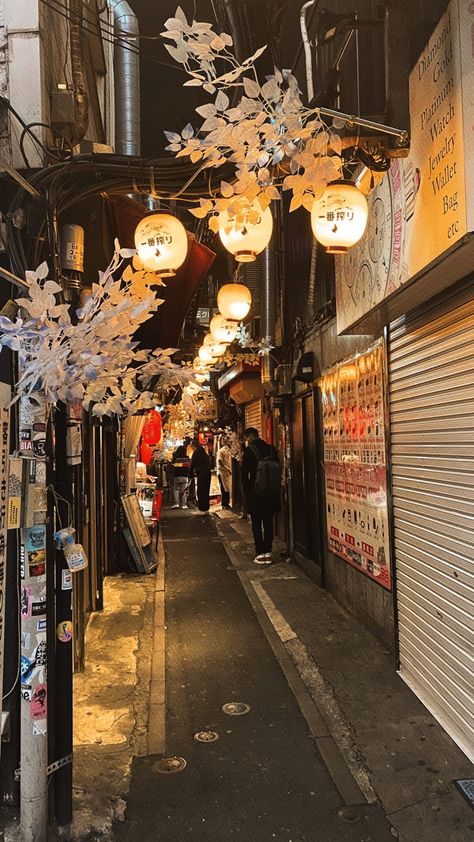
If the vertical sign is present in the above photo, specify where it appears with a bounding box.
[0,382,11,757]
[320,344,391,589]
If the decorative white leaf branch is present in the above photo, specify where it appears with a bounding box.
[0,242,200,417]
[162,6,344,226]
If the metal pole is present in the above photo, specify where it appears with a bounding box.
[19,393,48,842]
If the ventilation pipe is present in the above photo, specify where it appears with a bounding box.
[300,1,316,103]
[110,1,141,155]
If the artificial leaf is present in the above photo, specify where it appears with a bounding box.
[220,181,234,198]
[243,77,260,98]
[196,103,216,118]
[215,90,229,112]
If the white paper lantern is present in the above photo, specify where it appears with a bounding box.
[310,180,368,254]
[134,213,188,276]
[203,333,227,357]
[198,346,215,364]
[218,203,273,262]
[210,314,238,342]
[217,283,252,321]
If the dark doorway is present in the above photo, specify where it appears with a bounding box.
[291,391,321,573]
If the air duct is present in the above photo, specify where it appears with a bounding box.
[110,1,140,155]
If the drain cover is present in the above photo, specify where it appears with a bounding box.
[455,779,474,808]
[337,806,362,824]
[154,756,187,774]
[194,730,219,743]
[222,702,251,716]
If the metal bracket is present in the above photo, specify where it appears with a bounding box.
[14,754,72,781]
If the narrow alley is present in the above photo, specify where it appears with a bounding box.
[111,507,473,842]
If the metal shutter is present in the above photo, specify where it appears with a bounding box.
[244,400,262,436]
[389,293,474,763]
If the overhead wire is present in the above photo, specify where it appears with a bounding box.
[39,0,183,73]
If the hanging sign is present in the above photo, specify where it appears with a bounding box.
[320,344,391,590]
[0,383,10,762]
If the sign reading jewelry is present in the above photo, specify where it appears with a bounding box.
[320,344,391,589]
[336,0,473,333]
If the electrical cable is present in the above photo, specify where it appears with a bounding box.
[39,0,182,72]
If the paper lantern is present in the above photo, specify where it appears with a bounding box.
[203,333,227,357]
[310,180,368,254]
[210,314,238,342]
[217,283,252,321]
[218,203,273,262]
[134,213,188,276]
[198,346,215,364]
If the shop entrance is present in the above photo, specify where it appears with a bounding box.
[291,391,321,571]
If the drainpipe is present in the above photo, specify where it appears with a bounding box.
[110,1,140,155]
[69,0,89,143]
[300,1,315,103]
[261,216,276,386]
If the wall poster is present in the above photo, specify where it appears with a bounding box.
[320,343,391,590]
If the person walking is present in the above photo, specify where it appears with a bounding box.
[190,438,211,513]
[216,436,232,509]
[171,445,191,509]
[241,427,281,564]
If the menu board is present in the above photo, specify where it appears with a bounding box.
[320,343,391,590]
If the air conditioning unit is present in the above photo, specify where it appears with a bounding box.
[275,364,292,395]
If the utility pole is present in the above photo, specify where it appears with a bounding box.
[19,392,48,842]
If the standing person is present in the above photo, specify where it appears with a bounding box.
[241,427,281,564]
[190,438,211,513]
[171,444,191,509]
[216,436,232,509]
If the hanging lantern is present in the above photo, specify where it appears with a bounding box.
[217,282,252,321]
[203,333,227,357]
[194,372,209,384]
[310,180,368,254]
[210,314,238,343]
[198,346,215,364]
[218,203,273,262]
[134,213,188,276]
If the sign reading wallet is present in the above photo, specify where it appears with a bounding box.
[321,344,391,590]
[336,0,474,334]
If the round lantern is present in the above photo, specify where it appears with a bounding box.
[310,180,368,254]
[210,314,238,342]
[194,372,209,384]
[134,213,188,276]
[217,282,252,322]
[198,346,215,365]
[218,203,273,262]
[203,334,227,357]
[187,382,202,396]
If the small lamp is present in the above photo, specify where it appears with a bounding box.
[134,213,188,276]
[310,180,368,253]
[217,283,252,321]
[218,203,273,262]
[210,314,238,343]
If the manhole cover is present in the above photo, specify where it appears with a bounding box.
[337,806,362,824]
[154,756,187,774]
[455,779,474,808]
[222,702,251,716]
[194,730,219,742]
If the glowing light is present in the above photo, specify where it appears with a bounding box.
[217,283,252,321]
[218,203,273,262]
[134,213,188,275]
[311,180,368,254]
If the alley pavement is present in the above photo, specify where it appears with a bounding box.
[115,509,394,841]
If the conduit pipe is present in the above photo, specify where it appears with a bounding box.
[110,1,141,155]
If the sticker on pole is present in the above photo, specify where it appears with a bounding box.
[57,621,73,643]
[31,684,47,720]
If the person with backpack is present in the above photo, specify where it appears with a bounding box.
[241,426,281,564]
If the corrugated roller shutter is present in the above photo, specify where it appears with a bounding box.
[389,292,474,763]
[244,399,262,436]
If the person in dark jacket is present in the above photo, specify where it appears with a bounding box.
[190,439,211,513]
[171,445,191,509]
[241,427,281,564]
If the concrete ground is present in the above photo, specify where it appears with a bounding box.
[6,505,472,841]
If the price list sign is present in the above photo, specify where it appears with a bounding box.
[321,343,391,590]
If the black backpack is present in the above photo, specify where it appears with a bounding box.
[250,443,280,497]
